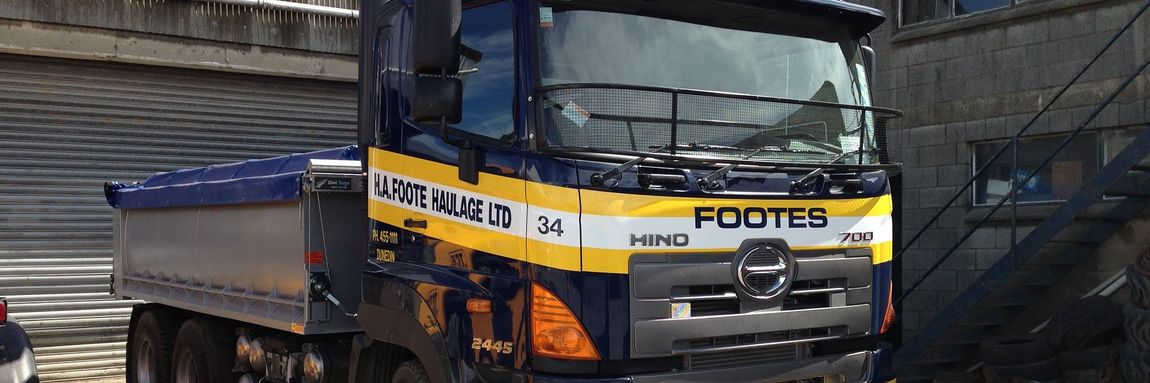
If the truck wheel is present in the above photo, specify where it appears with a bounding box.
[1125,303,1150,350]
[984,356,1060,381]
[1121,342,1150,383]
[171,318,236,383]
[130,310,180,383]
[391,360,430,383]
[1044,296,1123,351]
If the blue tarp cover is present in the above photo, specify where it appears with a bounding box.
[106,146,359,209]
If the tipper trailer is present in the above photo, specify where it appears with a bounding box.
[105,0,903,382]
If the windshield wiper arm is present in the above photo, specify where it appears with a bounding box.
[696,143,842,190]
[696,146,781,190]
[590,145,670,187]
[790,148,873,194]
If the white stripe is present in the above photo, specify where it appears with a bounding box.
[368,168,528,237]
[527,205,582,247]
[580,214,892,250]
[369,167,892,251]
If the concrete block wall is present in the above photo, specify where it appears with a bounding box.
[852,0,1150,340]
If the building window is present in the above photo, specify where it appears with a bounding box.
[901,0,1019,26]
[973,132,1100,205]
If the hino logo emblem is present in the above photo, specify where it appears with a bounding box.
[734,244,794,299]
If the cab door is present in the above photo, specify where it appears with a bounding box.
[373,0,532,369]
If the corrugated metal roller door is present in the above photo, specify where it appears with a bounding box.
[0,53,357,381]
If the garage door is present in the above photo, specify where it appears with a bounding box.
[0,54,357,381]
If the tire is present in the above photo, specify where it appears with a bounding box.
[1059,346,1109,370]
[1125,303,1150,351]
[1043,296,1123,351]
[1121,342,1150,383]
[391,360,430,383]
[1127,265,1150,309]
[985,356,1061,381]
[171,318,237,383]
[1060,369,1100,383]
[980,335,1056,366]
[129,310,181,383]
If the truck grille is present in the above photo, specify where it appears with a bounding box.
[686,344,807,370]
[675,326,847,354]
[628,248,873,358]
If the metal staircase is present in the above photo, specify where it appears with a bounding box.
[892,1,1150,378]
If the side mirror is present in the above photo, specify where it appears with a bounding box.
[861,45,876,82]
[408,0,463,132]
[413,0,462,75]
[408,76,463,124]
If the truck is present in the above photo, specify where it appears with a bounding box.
[103,0,902,382]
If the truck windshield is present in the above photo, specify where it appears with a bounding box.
[536,2,891,165]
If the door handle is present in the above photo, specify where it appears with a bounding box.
[404,218,428,229]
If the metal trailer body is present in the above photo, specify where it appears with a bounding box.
[109,149,366,336]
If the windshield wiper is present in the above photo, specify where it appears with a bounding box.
[696,143,844,190]
[696,146,781,190]
[772,133,842,154]
[590,145,670,187]
[790,148,875,194]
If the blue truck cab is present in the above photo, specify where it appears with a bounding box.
[355,0,901,381]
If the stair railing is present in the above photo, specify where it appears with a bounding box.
[895,0,1150,306]
[893,0,1150,370]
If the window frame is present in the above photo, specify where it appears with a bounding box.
[969,131,1106,207]
[899,0,1028,27]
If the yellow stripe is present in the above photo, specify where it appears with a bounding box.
[581,189,892,217]
[580,241,894,274]
[371,148,526,202]
[370,199,584,271]
[527,182,580,213]
[369,200,527,259]
[527,240,582,271]
[369,148,893,274]
[872,241,893,264]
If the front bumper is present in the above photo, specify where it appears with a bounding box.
[527,345,896,383]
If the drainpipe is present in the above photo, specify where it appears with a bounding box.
[197,0,359,19]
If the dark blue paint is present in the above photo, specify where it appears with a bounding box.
[363,0,894,378]
[105,146,358,209]
[571,156,891,200]
[514,0,536,150]
[366,258,492,297]
[873,341,896,382]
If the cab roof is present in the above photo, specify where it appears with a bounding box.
[544,0,887,39]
